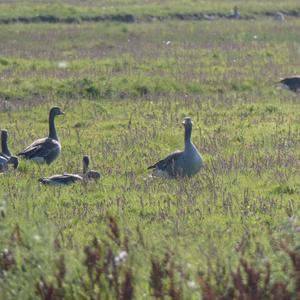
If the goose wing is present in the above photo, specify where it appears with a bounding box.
[0,153,10,160]
[148,150,183,171]
[0,154,9,171]
[0,151,11,158]
[0,154,9,165]
[85,170,101,180]
[18,138,60,160]
[39,174,82,185]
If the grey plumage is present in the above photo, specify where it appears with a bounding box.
[8,156,18,169]
[82,155,101,180]
[0,129,18,170]
[39,173,83,185]
[0,155,18,172]
[273,12,285,21]
[39,155,100,186]
[279,76,300,93]
[148,117,203,178]
[18,107,64,164]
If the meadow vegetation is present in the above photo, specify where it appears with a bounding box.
[1,1,300,299]
[0,0,300,23]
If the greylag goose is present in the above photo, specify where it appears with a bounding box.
[18,107,64,164]
[39,173,83,185]
[148,117,203,178]
[278,76,300,93]
[82,155,101,180]
[0,155,18,172]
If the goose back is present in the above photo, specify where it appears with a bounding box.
[39,174,82,185]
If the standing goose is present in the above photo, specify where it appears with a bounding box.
[148,117,203,178]
[278,76,300,93]
[18,107,64,164]
[39,173,83,185]
[82,155,101,180]
[0,155,18,172]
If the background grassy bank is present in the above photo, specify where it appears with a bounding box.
[0,0,300,23]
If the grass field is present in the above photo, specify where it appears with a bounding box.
[1,1,300,299]
[0,0,300,23]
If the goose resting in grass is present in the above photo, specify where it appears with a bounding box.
[0,155,18,172]
[82,155,101,180]
[18,107,64,165]
[39,173,83,185]
[278,76,300,93]
[148,117,203,178]
[39,155,100,185]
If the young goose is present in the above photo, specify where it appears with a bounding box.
[82,155,101,180]
[39,173,83,186]
[0,155,18,172]
[148,117,203,178]
[278,76,300,93]
[18,107,64,165]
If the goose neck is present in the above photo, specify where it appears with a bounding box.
[83,161,88,174]
[184,126,192,150]
[1,137,11,156]
[49,113,58,140]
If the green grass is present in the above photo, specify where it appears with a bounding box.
[0,0,300,22]
[1,3,300,300]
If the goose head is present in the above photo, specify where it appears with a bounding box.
[182,117,193,129]
[50,107,65,118]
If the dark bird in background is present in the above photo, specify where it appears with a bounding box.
[278,76,300,93]
[227,6,240,19]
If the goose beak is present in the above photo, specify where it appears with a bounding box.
[59,111,65,115]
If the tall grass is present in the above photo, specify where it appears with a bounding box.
[1,8,300,300]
